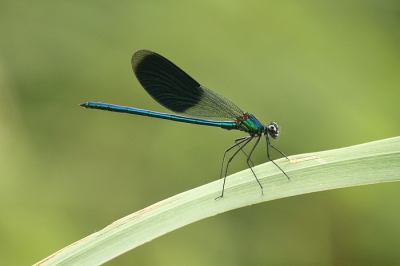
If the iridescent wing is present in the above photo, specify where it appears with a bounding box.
[132,49,244,121]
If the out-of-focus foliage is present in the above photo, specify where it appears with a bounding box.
[0,1,399,265]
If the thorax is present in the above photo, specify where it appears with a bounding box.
[237,113,265,135]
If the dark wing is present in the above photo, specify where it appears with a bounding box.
[132,49,243,121]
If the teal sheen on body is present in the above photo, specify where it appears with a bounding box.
[80,49,289,199]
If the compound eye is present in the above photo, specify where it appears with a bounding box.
[268,124,276,132]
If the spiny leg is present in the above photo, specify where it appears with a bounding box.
[219,136,251,180]
[216,135,253,200]
[244,134,264,194]
[265,135,290,180]
[269,143,290,161]
[235,138,255,167]
[224,136,254,180]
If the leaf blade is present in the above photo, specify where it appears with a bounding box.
[35,137,400,265]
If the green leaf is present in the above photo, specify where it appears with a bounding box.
[35,137,400,265]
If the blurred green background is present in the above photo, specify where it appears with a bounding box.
[1,1,399,265]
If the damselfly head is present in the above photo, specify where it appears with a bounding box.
[267,122,280,139]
